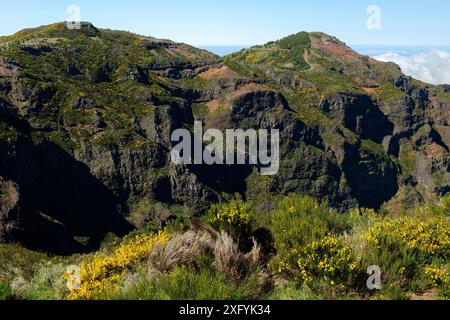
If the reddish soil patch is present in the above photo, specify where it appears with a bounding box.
[363,87,377,95]
[206,83,267,112]
[199,65,238,80]
[312,41,361,64]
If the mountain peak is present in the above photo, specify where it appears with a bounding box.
[275,31,311,49]
[0,21,101,44]
[309,32,346,45]
[257,31,347,51]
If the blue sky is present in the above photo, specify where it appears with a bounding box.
[0,0,449,46]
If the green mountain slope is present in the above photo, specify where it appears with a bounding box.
[0,23,449,254]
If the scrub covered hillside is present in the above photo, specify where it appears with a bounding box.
[0,23,449,300]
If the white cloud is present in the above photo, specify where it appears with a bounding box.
[373,50,450,85]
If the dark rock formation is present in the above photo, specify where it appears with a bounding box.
[319,93,394,144]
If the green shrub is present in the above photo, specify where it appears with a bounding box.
[21,264,68,300]
[354,210,450,296]
[205,198,253,241]
[0,282,13,300]
[441,195,450,216]
[357,234,421,294]
[363,216,450,262]
[0,122,19,145]
[269,195,356,293]
[384,284,410,300]
[270,195,349,263]
[296,236,357,288]
[0,244,48,281]
[268,283,314,300]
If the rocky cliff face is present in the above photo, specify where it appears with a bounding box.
[0,24,449,253]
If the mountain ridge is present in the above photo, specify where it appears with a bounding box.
[0,22,449,253]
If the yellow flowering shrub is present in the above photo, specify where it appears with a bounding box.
[274,235,357,287]
[270,195,350,279]
[424,265,449,288]
[67,230,169,300]
[206,198,253,239]
[348,207,380,223]
[271,195,349,247]
[296,236,357,286]
[364,216,450,259]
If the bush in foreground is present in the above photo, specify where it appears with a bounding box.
[1,194,449,300]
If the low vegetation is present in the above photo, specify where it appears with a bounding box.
[0,194,448,300]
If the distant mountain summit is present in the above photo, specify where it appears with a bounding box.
[1,23,449,253]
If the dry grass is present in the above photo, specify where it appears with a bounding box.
[148,228,263,282]
[149,229,215,272]
[0,178,20,213]
[213,231,242,280]
[213,231,262,281]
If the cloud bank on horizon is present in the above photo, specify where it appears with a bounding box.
[373,50,450,85]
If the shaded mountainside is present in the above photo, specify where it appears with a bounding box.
[0,23,449,254]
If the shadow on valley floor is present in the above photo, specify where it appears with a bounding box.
[0,115,134,255]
